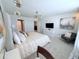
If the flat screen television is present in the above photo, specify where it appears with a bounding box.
[46,23,54,28]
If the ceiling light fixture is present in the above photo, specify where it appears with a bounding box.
[14,0,23,19]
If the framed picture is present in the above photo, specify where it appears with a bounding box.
[60,17,75,30]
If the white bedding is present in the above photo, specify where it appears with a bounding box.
[15,32,51,59]
[26,32,50,46]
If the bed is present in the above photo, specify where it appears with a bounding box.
[13,31,51,59]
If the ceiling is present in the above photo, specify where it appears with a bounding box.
[1,0,79,17]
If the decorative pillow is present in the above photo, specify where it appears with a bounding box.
[19,31,28,37]
[18,32,26,43]
[26,33,29,36]
[13,32,21,45]
[23,32,28,37]
[65,32,71,38]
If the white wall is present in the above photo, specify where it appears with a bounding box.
[9,13,79,38]
[23,17,34,32]
[40,13,78,37]
[10,15,34,32]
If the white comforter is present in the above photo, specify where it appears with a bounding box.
[15,32,51,59]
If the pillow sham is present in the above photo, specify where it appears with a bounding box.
[13,32,21,45]
[18,32,26,43]
[19,31,28,37]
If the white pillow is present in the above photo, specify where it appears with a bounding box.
[18,32,26,43]
[13,32,21,45]
[65,32,71,38]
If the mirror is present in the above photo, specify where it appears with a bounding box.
[0,6,6,59]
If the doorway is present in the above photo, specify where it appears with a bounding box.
[16,19,25,32]
[34,21,37,32]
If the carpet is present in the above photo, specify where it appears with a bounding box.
[26,37,74,59]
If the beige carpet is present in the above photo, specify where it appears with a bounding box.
[26,37,74,59]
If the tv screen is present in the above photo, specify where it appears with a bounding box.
[46,23,54,28]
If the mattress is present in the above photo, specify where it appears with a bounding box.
[26,32,51,46]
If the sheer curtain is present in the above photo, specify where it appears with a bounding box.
[69,26,79,59]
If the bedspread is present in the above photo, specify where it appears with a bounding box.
[15,32,51,59]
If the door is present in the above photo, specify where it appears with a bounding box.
[16,19,24,32]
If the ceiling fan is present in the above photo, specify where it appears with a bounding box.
[34,11,38,21]
[14,0,22,7]
[14,0,22,16]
